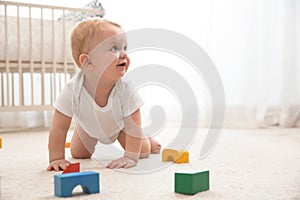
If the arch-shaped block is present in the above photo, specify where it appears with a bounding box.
[54,171,100,197]
[162,149,189,163]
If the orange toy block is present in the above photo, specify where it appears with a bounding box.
[62,162,80,174]
[162,148,189,164]
[0,137,2,148]
[65,142,71,148]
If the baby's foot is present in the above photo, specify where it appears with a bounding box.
[149,138,161,154]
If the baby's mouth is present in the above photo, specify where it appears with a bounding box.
[116,62,126,67]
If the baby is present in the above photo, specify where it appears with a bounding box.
[47,18,161,171]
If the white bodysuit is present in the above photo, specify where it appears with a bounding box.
[53,71,144,144]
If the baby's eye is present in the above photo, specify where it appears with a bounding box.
[123,45,127,52]
[110,45,119,52]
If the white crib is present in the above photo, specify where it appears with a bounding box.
[0,1,104,130]
[0,0,105,132]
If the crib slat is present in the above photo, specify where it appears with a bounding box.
[40,7,45,106]
[51,8,56,104]
[4,4,10,106]
[62,9,67,84]
[17,5,24,106]
[29,6,34,106]
[11,73,14,106]
[1,74,4,106]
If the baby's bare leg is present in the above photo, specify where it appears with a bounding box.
[118,131,161,158]
[70,125,98,159]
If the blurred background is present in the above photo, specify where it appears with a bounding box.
[0,0,299,131]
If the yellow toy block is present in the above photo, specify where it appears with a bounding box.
[162,148,189,163]
[0,137,2,148]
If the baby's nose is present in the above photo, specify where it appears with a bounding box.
[119,50,127,58]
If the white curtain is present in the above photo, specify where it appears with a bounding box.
[203,0,300,127]
[104,0,300,128]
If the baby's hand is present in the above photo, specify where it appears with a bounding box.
[106,157,137,169]
[47,159,71,171]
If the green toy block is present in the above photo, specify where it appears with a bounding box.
[175,170,209,195]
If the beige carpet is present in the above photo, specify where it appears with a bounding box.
[0,127,300,199]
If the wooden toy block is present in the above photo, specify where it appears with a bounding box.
[54,171,100,197]
[63,162,80,174]
[175,170,209,195]
[0,137,2,148]
[162,148,189,163]
[65,142,71,148]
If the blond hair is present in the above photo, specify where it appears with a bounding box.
[70,18,121,67]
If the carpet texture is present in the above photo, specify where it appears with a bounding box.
[0,127,299,199]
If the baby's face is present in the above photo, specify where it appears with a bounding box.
[88,23,130,82]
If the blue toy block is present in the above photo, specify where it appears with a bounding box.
[54,171,100,197]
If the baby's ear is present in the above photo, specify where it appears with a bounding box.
[79,54,94,69]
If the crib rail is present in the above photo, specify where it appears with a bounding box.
[0,1,105,111]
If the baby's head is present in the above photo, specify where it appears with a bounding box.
[71,18,123,68]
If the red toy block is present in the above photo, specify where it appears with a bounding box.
[63,162,80,174]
